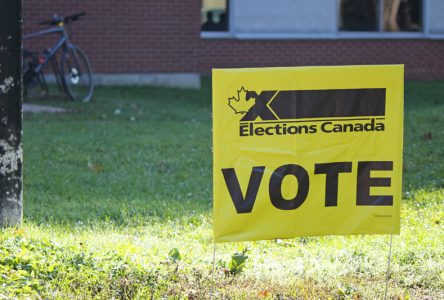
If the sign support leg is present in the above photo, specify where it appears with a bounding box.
[384,234,393,300]
[210,242,217,299]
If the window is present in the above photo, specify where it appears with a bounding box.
[383,0,422,32]
[340,0,422,32]
[200,0,444,39]
[201,0,228,32]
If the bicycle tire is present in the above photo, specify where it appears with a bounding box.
[61,45,94,102]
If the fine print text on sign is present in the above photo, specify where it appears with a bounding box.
[213,65,403,243]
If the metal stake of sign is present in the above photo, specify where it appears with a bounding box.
[210,242,217,299]
[384,234,393,300]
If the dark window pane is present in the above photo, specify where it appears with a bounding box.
[340,0,379,31]
[384,0,422,32]
[201,0,228,32]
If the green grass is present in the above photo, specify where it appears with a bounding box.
[1,80,443,299]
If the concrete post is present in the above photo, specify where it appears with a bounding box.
[0,0,23,226]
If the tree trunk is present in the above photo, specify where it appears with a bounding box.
[0,0,23,227]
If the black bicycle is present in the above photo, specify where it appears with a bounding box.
[23,12,94,102]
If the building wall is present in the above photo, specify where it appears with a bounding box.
[199,39,444,80]
[23,0,444,80]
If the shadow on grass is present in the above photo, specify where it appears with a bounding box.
[23,79,444,227]
[24,81,213,227]
[403,81,444,191]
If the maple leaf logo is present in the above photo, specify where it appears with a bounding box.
[228,87,254,114]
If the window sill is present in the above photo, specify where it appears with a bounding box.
[200,31,234,39]
[201,31,443,40]
[337,32,428,39]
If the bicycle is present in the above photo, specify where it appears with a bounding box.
[23,12,94,102]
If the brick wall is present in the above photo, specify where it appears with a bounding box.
[199,39,444,80]
[23,0,444,80]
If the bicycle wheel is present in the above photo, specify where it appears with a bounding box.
[61,45,94,102]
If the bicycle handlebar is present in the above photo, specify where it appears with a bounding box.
[38,12,86,26]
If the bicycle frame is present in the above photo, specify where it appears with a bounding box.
[23,26,71,74]
[23,12,94,102]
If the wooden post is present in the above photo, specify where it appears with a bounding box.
[0,0,23,226]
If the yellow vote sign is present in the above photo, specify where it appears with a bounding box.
[213,65,403,243]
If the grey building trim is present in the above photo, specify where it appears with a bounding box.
[93,73,201,89]
[429,34,444,39]
[202,32,441,40]
[233,32,336,40]
[47,73,201,89]
[201,31,234,39]
[336,32,429,39]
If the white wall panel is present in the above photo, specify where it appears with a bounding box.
[233,0,336,34]
[427,0,444,34]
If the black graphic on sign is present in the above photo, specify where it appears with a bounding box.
[229,87,387,137]
[221,161,394,214]
[221,167,265,213]
[228,88,386,121]
[357,161,393,206]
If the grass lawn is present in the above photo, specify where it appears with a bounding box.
[0,80,443,299]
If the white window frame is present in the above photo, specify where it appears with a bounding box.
[201,0,444,40]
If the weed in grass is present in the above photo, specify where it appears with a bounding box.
[168,248,182,262]
[228,248,249,276]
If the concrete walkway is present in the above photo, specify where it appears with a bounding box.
[23,103,67,113]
